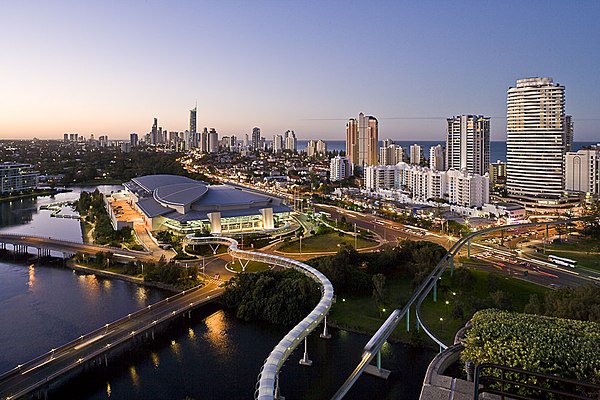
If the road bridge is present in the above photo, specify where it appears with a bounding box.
[0,233,155,263]
[0,283,223,400]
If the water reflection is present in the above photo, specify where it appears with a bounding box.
[135,287,148,304]
[151,352,160,368]
[78,274,101,301]
[106,382,111,397]
[129,366,139,387]
[27,264,35,289]
[188,328,196,341]
[203,310,231,359]
[170,340,181,361]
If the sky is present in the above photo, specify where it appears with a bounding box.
[1,0,599,141]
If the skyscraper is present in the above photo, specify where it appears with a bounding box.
[189,107,197,137]
[130,133,138,147]
[151,118,158,145]
[379,143,404,165]
[284,130,297,151]
[345,117,359,165]
[208,128,218,153]
[330,156,351,181]
[506,77,570,199]
[358,113,378,167]
[273,135,284,152]
[446,115,490,175]
[201,127,208,152]
[252,127,261,150]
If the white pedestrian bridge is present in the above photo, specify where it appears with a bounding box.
[186,236,335,400]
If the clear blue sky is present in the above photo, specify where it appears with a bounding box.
[1,0,599,141]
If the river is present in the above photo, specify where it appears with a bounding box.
[0,187,435,399]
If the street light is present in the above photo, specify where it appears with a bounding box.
[299,234,303,253]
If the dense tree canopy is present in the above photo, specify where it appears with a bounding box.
[221,269,321,325]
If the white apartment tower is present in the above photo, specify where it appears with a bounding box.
[446,115,490,175]
[507,77,571,199]
[330,156,351,182]
[380,143,404,165]
[284,130,297,152]
[273,135,284,153]
[429,144,445,171]
[565,147,600,195]
[409,144,423,165]
[316,139,327,155]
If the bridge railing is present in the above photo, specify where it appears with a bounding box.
[0,233,150,255]
[185,236,334,400]
[0,283,203,383]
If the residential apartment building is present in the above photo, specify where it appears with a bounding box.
[330,156,351,182]
[0,162,38,194]
[446,115,490,175]
[565,147,600,195]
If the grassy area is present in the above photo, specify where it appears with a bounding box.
[227,260,271,273]
[419,268,549,345]
[537,237,600,272]
[278,232,377,253]
[327,266,550,347]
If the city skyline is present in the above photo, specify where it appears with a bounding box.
[1,1,599,141]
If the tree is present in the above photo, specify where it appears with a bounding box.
[581,200,600,239]
[372,274,386,306]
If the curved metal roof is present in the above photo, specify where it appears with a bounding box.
[153,183,209,207]
[132,175,197,193]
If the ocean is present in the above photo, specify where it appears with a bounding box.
[296,140,599,163]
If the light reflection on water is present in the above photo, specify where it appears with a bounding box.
[203,310,231,359]
[151,352,160,368]
[28,264,35,289]
[128,366,139,387]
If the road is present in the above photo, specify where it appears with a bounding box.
[314,204,600,289]
[0,282,224,400]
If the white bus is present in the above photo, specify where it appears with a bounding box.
[548,255,577,268]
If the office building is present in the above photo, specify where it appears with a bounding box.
[0,162,38,194]
[429,144,445,171]
[330,156,351,181]
[446,115,490,175]
[506,77,570,200]
[252,127,261,150]
[565,147,600,195]
[409,144,423,165]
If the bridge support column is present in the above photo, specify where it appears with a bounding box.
[209,244,220,255]
[320,315,331,339]
[299,336,312,366]
[275,373,285,400]
[433,280,438,303]
[239,259,250,272]
[416,317,420,332]
[406,307,410,332]
[467,240,471,258]
[364,350,391,379]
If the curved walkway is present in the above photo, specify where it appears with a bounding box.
[184,236,335,400]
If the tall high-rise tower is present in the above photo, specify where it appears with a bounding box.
[151,118,158,145]
[446,115,490,175]
[506,77,570,199]
[189,107,197,136]
[345,118,359,165]
[252,127,261,150]
[358,112,378,167]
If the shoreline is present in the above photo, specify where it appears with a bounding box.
[0,188,70,203]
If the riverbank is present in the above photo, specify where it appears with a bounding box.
[0,188,70,203]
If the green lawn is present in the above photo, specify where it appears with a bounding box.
[537,238,600,272]
[278,232,377,253]
[327,266,550,347]
[419,268,549,346]
[228,260,271,273]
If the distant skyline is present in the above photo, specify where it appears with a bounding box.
[1,1,599,141]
